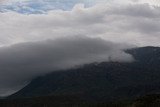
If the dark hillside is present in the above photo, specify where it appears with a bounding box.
[9,47,160,102]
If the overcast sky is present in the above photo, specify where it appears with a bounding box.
[0,0,160,96]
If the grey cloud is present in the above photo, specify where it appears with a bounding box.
[109,4,160,18]
[0,36,134,96]
[0,3,160,47]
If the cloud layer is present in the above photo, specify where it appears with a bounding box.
[0,3,160,46]
[0,36,134,96]
[1,0,160,13]
[0,1,160,96]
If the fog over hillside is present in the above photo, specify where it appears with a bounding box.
[0,0,160,96]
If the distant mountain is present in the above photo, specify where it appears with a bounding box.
[9,47,160,102]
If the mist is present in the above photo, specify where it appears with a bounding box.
[0,0,160,96]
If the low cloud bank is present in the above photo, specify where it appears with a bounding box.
[0,36,134,96]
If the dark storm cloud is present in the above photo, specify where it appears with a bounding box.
[0,36,134,96]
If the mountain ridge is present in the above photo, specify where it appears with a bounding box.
[9,46,160,102]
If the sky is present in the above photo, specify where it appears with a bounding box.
[0,0,159,13]
[0,0,160,96]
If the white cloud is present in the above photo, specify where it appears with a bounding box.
[0,3,160,47]
[134,0,160,6]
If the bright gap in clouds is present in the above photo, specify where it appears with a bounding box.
[0,0,106,13]
[1,0,160,14]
